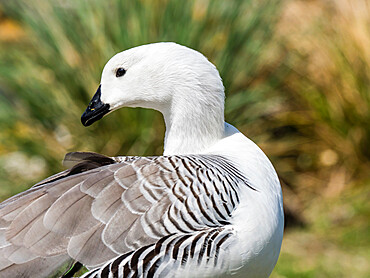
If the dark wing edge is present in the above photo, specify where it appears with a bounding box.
[81,227,235,278]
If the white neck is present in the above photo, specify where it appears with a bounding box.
[162,89,225,155]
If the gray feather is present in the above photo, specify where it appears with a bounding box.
[0,153,248,277]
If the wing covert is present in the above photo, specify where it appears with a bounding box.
[0,152,250,274]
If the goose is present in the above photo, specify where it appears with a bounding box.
[0,42,283,278]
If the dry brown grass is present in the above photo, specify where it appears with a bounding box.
[272,1,370,276]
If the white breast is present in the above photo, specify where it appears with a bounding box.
[205,123,284,277]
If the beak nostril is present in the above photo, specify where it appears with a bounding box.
[81,84,110,126]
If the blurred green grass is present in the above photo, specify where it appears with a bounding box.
[0,0,284,195]
[0,0,369,277]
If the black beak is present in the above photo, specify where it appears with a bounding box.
[81,85,110,126]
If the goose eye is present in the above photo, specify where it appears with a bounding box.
[116,68,126,77]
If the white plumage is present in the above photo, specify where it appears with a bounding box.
[0,42,283,278]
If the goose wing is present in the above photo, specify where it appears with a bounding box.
[82,227,235,278]
[0,152,252,277]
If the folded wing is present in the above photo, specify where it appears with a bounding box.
[0,152,252,277]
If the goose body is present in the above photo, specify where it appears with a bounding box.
[0,42,283,278]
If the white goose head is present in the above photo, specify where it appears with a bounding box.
[81,42,225,155]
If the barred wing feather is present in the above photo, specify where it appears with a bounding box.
[82,228,235,278]
[0,152,253,277]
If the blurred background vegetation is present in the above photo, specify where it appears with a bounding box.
[0,0,368,277]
